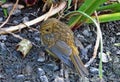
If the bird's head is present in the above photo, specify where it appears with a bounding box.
[40,18,58,35]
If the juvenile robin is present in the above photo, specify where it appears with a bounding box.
[40,18,89,77]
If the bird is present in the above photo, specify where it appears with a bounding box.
[40,18,89,77]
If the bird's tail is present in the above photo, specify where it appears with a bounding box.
[70,46,89,77]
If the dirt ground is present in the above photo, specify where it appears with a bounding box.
[0,2,120,82]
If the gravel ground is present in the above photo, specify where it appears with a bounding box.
[0,1,120,82]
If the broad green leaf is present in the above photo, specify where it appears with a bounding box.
[97,3,120,12]
[87,12,120,23]
[68,0,107,29]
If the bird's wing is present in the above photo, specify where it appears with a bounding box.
[48,41,74,68]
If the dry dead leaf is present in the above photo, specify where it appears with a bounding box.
[17,39,32,57]
[0,1,3,6]
[1,3,24,9]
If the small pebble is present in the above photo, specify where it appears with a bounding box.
[82,30,90,37]
[0,35,7,41]
[24,65,33,75]
[44,63,59,71]
[0,42,6,50]
[110,37,115,43]
[22,17,29,22]
[116,32,120,35]
[37,68,45,76]
[113,56,120,63]
[98,52,112,63]
[16,74,25,80]
[40,75,49,82]
[90,67,104,74]
[13,20,22,24]
[90,67,99,74]
[112,56,120,75]
[0,17,3,22]
[13,9,21,16]
[54,76,64,82]
[77,34,82,38]
[79,77,89,82]
[0,74,5,79]
[35,37,40,42]
[116,50,120,55]
[37,51,46,62]
[64,69,70,82]
[90,76,106,82]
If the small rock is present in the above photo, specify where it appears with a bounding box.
[116,50,120,55]
[24,65,33,75]
[34,37,40,42]
[0,74,5,79]
[0,17,3,22]
[77,34,84,38]
[12,9,21,16]
[37,68,45,76]
[0,35,7,41]
[111,47,118,54]
[90,67,104,74]
[37,51,46,62]
[64,69,70,82]
[113,64,120,76]
[13,20,22,24]
[90,76,106,82]
[82,30,90,37]
[116,32,120,35]
[90,67,99,74]
[40,75,49,82]
[54,76,64,82]
[22,17,29,22]
[79,77,89,82]
[44,63,59,71]
[98,52,112,63]
[0,42,6,50]
[112,56,120,75]
[60,69,64,77]
[113,55,119,63]
[16,74,25,78]
[37,68,50,82]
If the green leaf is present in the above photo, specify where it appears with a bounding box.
[68,0,72,9]
[68,0,107,28]
[2,0,8,17]
[87,12,120,23]
[2,0,6,3]
[3,8,8,17]
[97,3,120,12]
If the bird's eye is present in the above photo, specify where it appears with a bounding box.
[46,29,50,32]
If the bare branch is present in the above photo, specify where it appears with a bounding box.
[0,1,66,34]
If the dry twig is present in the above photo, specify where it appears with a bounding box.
[0,0,19,28]
[85,11,100,67]
[0,1,66,34]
